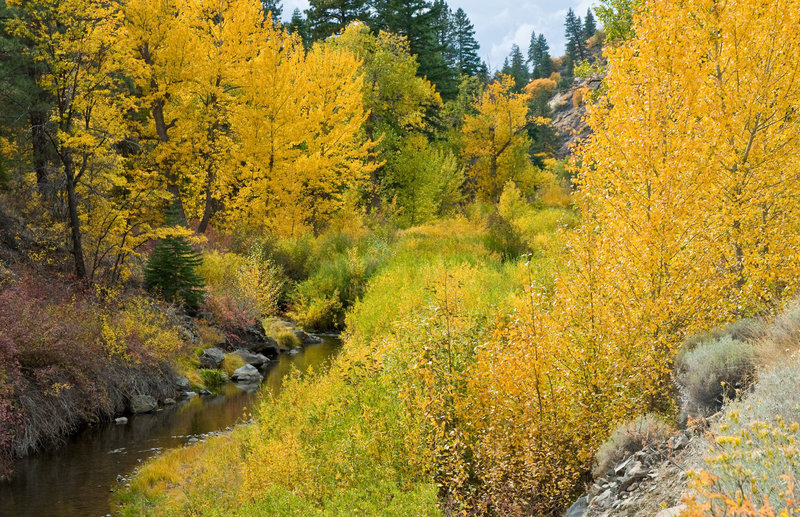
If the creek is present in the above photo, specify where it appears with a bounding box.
[0,336,342,517]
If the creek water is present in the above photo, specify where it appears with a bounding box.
[0,336,342,517]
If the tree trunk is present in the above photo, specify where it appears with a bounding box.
[30,109,51,198]
[63,153,87,279]
[196,170,214,234]
[152,98,187,223]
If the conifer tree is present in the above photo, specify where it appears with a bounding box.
[564,8,585,68]
[144,204,205,310]
[583,8,597,40]
[528,32,553,79]
[287,8,312,47]
[371,0,456,99]
[504,44,529,92]
[261,0,283,20]
[451,8,481,77]
[306,0,370,41]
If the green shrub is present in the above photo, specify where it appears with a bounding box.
[221,354,246,378]
[593,414,673,477]
[273,331,301,349]
[676,336,755,422]
[198,369,227,392]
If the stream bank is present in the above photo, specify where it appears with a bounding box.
[0,336,342,517]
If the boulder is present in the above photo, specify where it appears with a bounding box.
[114,417,128,425]
[174,375,191,391]
[163,398,176,405]
[130,395,157,414]
[199,347,225,369]
[228,322,280,358]
[198,389,212,396]
[293,330,323,345]
[233,349,269,368]
[184,391,197,399]
[231,364,262,383]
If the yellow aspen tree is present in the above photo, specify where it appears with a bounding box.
[461,75,540,201]
[230,25,307,234]
[292,44,375,233]
[233,24,374,236]
[177,0,265,233]
[118,0,195,222]
[462,0,800,511]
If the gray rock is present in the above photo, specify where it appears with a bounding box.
[184,391,197,399]
[590,489,612,509]
[114,417,128,425]
[198,389,212,396]
[233,349,269,368]
[174,375,191,391]
[199,347,225,369]
[565,495,588,517]
[618,461,647,492]
[230,364,262,383]
[614,455,634,477]
[130,395,157,414]
[163,398,176,405]
[293,330,323,345]
[228,322,281,358]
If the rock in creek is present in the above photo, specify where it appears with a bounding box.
[230,364,262,383]
[174,375,191,391]
[233,349,269,368]
[129,395,157,414]
[199,347,225,369]
[293,330,323,345]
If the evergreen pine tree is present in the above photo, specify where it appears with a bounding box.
[306,0,370,41]
[261,0,283,20]
[583,8,597,40]
[564,8,585,73]
[451,7,481,77]
[433,0,456,69]
[287,8,312,47]
[144,205,205,310]
[371,0,457,99]
[506,44,529,91]
[529,33,553,79]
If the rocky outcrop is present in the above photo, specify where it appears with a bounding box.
[549,75,604,159]
[199,347,225,369]
[577,431,694,517]
[227,322,280,358]
[293,330,323,345]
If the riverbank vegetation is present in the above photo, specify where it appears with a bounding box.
[2,0,800,514]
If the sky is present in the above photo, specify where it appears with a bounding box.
[278,0,597,71]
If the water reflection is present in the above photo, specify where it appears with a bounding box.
[0,336,341,517]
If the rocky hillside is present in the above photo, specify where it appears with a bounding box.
[549,75,604,159]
